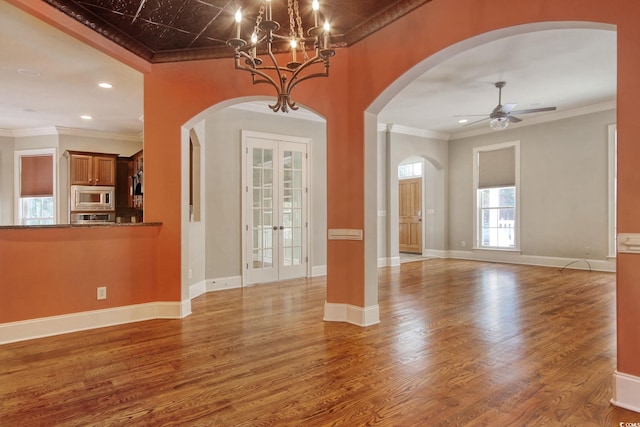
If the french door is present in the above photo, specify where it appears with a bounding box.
[244,135,308,285]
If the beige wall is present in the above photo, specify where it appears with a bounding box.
[203,106,327,280]
[449,109,615,260]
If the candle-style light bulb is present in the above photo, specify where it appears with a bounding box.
[291,38,298,62]
[312,0,320,27]
[323,20,330,48]
[251,33,258,58]
[266,0,272,21]
[235,9,242,39]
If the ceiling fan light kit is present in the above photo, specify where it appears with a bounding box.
[490,116,510,130]
[458,81,557,131]
[226,0,335,113]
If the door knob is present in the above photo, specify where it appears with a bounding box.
[279,226,284,230]
[273,226,278,231]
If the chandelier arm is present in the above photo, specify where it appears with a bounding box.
[287,70,329,96]
[264,47,288,94]
[234,54,281,93]
[285,56,328,90]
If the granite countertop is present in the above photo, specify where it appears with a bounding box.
[0,222,162,230]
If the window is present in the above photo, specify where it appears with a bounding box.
[398,161,422,178]
[479,186,515,248]
[473,142,519,250]
[19,197,54,225]
[15,149,56,225]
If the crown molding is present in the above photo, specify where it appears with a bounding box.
[379,123,450,141]
[2,126,142,142]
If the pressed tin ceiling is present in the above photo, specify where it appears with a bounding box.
[42,0,430,63]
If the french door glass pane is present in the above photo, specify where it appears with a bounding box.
[264,189,273,208]
[252,147,275,271]
[283,151,291,168]
[293,170,302,188]
[281,148,304,267]
[293,152,302,169]
[293,189,302,208]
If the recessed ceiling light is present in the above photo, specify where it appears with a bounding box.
[17,68,41,77]
[458,119,468,124]
[98,82,113,89]
[21,108,36,113]
[81,115,93,120]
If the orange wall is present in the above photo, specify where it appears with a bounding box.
[4,0,640,380]
[142,51,357,304]
[0,226,159,323]
[345,0,640,377]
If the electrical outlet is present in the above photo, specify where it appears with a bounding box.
[584,246,591,254]
[97,286,107,300]
[461,241,466,248]
[188,269,193,279]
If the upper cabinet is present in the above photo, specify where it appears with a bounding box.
[67,151,117,186]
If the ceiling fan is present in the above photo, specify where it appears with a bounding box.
[458,81,557,130]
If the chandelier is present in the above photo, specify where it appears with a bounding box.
[226,0,335,113]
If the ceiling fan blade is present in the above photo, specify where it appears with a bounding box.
[508,115,522,123]
[453,114,490,117]
[510,106,557,115]
[463,117,490,126]
[500,103,517,114]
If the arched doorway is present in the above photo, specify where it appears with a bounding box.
[180,98,328,300]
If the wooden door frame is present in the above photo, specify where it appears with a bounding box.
[241,130,312,286]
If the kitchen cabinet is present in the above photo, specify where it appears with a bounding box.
[68,151,117,186]
[116,150,143,222]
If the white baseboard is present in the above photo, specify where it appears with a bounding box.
[188,280,207,299]
[423,249,446,258]
[181,299,192,317]
[611,371,640,413]
[444,250,616,272]
[323,302,380,326]
[312,265,327,277]
[207,275,242,292]
[378,256,401,267]
[0,301,188,345]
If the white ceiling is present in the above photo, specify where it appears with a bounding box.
[0,1,143,136]
[378,27,617,138]
[0,2,616,138]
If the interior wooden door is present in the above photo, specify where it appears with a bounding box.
[399,177,422,254]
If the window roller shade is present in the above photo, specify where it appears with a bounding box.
[478,147,515,188]
[21,155,53,197]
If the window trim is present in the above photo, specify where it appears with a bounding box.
[608,124,617,258]
[14,148,57,225]
[472,141,520,251]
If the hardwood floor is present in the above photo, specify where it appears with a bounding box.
[2,259,640,426]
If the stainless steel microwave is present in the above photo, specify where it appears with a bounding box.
[70,185,115,211]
